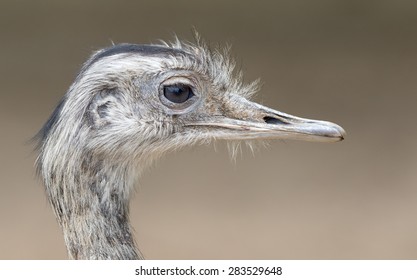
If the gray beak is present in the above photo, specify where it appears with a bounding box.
[188,95,346,142]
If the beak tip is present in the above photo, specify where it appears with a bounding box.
[335,124,346,141]
[308,121,346,142]
[328,123,346,142]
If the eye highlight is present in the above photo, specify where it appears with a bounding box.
[163,84,194,104]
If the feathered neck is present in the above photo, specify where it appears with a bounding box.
[48,154,142,259]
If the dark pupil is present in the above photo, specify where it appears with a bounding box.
[163,84,194,103]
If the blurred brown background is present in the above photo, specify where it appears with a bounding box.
[1,0,417,259]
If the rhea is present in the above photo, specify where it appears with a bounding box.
[35,38,345,259]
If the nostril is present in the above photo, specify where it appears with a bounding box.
[263,116,288,125]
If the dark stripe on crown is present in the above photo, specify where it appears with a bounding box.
[85,44,185,70]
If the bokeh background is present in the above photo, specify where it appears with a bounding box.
[1,0,417,259]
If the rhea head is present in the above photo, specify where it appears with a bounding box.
[36,37,345,259]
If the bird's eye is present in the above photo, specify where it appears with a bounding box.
[163,84,194,104]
